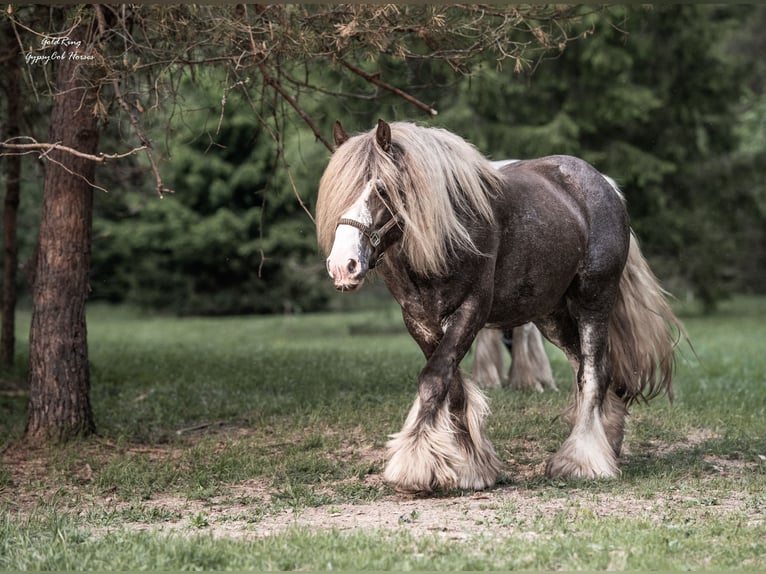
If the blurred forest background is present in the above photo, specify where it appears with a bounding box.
[4,4,766,316]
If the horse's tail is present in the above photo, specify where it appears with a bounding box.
[609,231,685,404]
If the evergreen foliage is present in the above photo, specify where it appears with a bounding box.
[434,5,760,309]
[90,72,329,315]
[8,5,763,315]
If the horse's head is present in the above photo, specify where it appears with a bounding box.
[325,120,403,291]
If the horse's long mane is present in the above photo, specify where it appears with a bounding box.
[316,122,504,276]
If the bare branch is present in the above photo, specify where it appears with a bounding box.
[239,10,335,153]
[7,3,606,205]
[42,153,110,195]
[0,138,147,163]
[336,58,439,116]
[95,4,173,198]
[281,153,315,225]
[256,60,335,153]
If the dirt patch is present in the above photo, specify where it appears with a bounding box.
[85,476,763,542]
[2,428,764,542]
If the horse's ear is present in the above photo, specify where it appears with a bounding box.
[375,119,391,153]
[333,120,349,149]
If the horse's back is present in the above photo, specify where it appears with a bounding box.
[499,155,622,209]
[499,155,629,255]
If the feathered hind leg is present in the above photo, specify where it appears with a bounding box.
[545,320,622,480]
[471,328,505,389]
[508,324,557,392]
[472,325,557,392]
[545,231,683,480]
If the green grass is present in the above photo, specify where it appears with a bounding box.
[1,507,763,570]
[1,296,765,570]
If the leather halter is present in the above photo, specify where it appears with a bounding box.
[336,215,401,248]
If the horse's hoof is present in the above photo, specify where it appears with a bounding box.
[383,431,500,494]
[545,449,620,480]
[383,462,497,494]
[507,375,553,392]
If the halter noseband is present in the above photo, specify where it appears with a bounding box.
[336,215,401,249]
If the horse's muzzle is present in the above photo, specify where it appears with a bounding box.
[327,256,368,291]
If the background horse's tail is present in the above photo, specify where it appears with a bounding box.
[609,231,685,404]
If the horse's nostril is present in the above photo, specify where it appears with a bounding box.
[347,259,357,274]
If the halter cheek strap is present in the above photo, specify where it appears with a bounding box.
[337,215,401,248]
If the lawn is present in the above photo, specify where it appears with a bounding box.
[0,297,764,570]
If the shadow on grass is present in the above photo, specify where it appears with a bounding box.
[483,431,766,496]
[622,435,766,481]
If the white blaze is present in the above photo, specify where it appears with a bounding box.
[326,180,376,288]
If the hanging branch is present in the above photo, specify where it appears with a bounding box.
[241,13,335,153]
[2,6,175,196]
[335,57,439,117]
[94,4,173,197]
[4,4,604,202]
[256,60,335,153]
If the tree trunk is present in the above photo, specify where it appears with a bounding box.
[1,20,21,368]
[25,23,99,443]
[0,32,21,367]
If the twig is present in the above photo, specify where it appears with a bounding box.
[95,5,173,197]
[175,421,230,435]
[0,139,147,162]
[259,62,334,152]
[336,57,439,116]
[45,152,111,194]
[242,8,335,152]
[281,154,315,224]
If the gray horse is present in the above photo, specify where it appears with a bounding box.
[317,119,683,493]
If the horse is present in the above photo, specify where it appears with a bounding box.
[316,119,683,493]
[472,325,557,392]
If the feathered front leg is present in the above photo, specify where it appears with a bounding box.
[383,297,501,493]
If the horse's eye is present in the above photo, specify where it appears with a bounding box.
[376,185,389,199]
